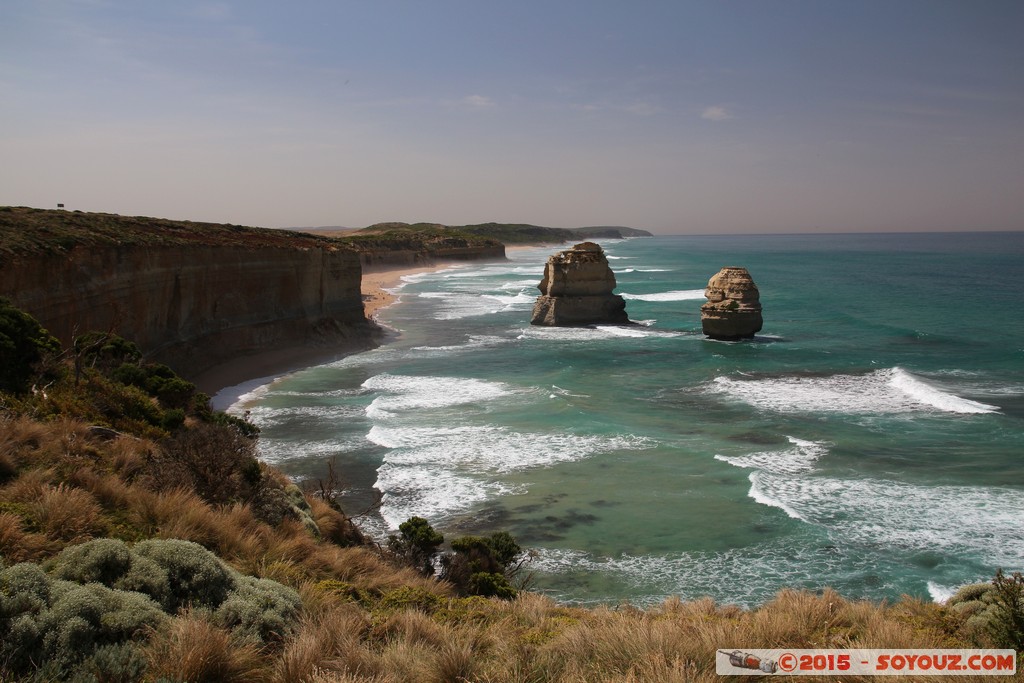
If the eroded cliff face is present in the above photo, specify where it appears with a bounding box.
[530,242,629,326]
[358,244,505,270]
[700,266,763,340]
[0,244,372,377]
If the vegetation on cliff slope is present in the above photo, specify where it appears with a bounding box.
[0,207,349,262]
[336,223,503,253]
[1,305,1020,681]
[357,221,653,244]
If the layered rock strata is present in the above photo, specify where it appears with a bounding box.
[700,266,763,340]
[530,242,628,326]
[0,244,373,376]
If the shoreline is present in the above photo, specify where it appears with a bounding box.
[198,259,474,410]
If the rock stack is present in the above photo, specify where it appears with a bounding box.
[530,242,629,326]
[700,267,763,340]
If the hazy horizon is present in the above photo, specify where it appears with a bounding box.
[2,1,1021,235]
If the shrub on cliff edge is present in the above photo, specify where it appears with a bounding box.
[0,297,60,395]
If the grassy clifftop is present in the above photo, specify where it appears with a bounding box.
[0,207,345,260]
[0,208,512,267]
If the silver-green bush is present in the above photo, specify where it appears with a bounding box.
[132,538,235,611]
[214,575,302,645]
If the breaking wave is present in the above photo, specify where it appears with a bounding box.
[362,373,518,419]
[621,289,706,302]
[710,367,999,415]
[714,436,828,475]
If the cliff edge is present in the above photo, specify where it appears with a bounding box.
[0,207,375,380]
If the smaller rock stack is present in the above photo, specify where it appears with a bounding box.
[530,242,629,326]
[701,267,763,340]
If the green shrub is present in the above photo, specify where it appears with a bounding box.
[989,569,1024,650]
[467,572,516,600]
[113,555,171,605]
[214,575,302,645]
[131,539,235,612]
[151,376,195,410]
[52,538,132,586]
[442,531,523,600]
[0,563,164,679]
[949,571,1024,650]
[0,562,51,617]
[376,585,444,614]
[388,516,444,576]
[160,408,186,431]
[74,332,142,372]
[82,642,148,683]
[0,298,61,395]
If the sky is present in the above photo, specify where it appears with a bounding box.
[1,1,1022,234]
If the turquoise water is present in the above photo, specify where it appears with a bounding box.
[226,232,1024,607]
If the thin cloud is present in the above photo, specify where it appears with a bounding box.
[701,105,735,121]
[463,94,496,108]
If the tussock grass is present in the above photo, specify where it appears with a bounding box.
[34,483,104,542]
[144,611,269,683]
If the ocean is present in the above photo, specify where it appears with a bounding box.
[223,232,1024,607]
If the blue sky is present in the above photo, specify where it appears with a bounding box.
[2,1,1021,233]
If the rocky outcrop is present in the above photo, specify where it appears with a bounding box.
[0,244,374,376]
[700,267,763,340]
[530,242,628,326]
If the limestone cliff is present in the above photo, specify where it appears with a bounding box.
[0,207,373,378]
[700,266,763,340]
[530,242,629,326]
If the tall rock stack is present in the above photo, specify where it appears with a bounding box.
[530,242,629,326]
[701,266,763,340]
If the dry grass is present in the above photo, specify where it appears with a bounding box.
[273,606,372,683]
[0,511,51,562]
[33,483,104,542]
[145,611,270,683]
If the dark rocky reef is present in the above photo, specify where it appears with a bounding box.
[530,242,628,326]
[700,266,763,340]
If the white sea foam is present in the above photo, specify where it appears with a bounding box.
[418,290,534,319]
[362,374,516,418]
[528,541,895,608]
[410,335,512,355]
[516,325,688,342]
[368,424,652,473]
[715,436,828,475]
[243,403,364,428]
[370,425,652,527]
[710,367,999,415]
[927,581,959,604]
[747,473,1024,568]
[255,436,369,464]
[441,265,541,279]
[550,385,591,399]
[501,279,542,289]
[620,289,706,302]
[375,464,519,528]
